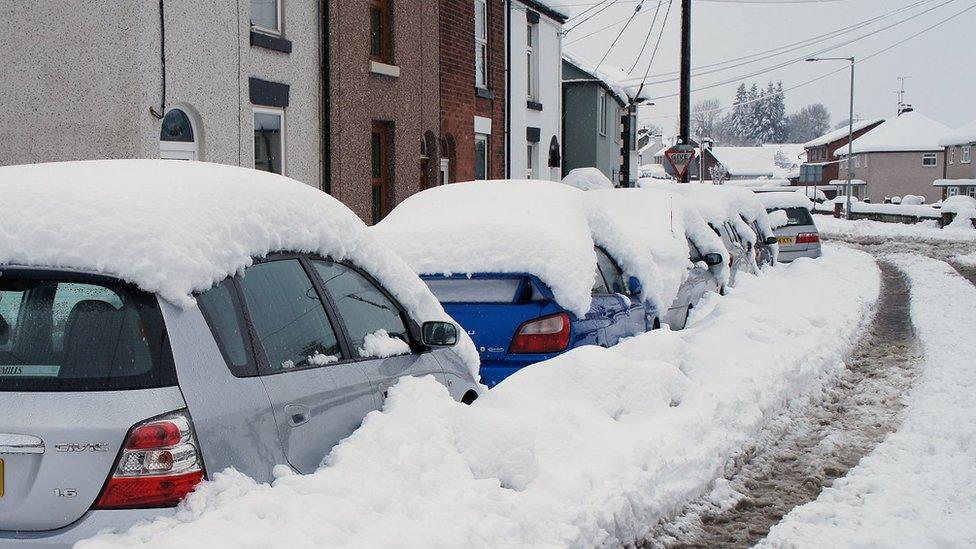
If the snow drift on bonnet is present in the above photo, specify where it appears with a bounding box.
[0,159,479,374]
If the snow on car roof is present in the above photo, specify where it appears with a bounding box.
[756,191,814,211]
[640,182,774,243]
[585,188,728,307]
[562,167,615,191]
[846,111,950,154]
[0,160,480,374]
[373,180,603,317]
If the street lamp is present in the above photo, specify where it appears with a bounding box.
[807,56,855,218]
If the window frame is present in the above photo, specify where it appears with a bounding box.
[371,121,392,223]
[196,277,261,378]
[475,0,489,89]
[598,89,608,137]
[369,0,392,64]
[253,106,286,175]
[922,152,938,167]
[949,148,955,165]
[526,21,537,100]
[963,145,972,164]
[250,0,282,36]
[526,142,536,179]
[474,133,489,180]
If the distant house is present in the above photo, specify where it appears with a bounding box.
[508,0,567,181]
[800,119,885,191]
[699,144,805,182]
[935,119,976,199]
[839,110,950,203]
[561,50,650,186]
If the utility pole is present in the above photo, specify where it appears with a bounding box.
[678,0,691,182]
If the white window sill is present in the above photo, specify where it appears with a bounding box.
[370,61,400,78]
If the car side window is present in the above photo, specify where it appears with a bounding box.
[197,278,256,377]
[238,259,343,372]
[595,247,627,295]
[591,266,610,294]
[311,260,411,358]
[687,239,703,262]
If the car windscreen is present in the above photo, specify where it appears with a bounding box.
[771,207,815,226]
[0,273,175,391]
[424,277,536,304]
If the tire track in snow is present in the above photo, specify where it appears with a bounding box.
[641,261,919,549]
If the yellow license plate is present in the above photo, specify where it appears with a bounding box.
[0,458,4,498]
[777,237,795,245]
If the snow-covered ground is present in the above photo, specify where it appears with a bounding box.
[82,245,878,548]
[759,254,976,548]
[815,214,976,243]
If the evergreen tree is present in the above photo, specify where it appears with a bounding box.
[721,84,751,145]
[747,83,762,144]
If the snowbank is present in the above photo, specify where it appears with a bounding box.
[815,215,976,242]
[562,167,615,191]
[373,180,600,317]
[0,160,480,374]
[756,191,814,212]
[759,255,976,548]
[82,245,879,549]
[940,194,976,214]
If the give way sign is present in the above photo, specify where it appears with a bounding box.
[664,144,697,180]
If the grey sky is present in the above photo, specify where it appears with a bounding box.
[557,0,976,135]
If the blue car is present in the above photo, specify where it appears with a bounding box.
[422,247,658,387]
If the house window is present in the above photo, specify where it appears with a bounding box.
[251,0,280,34]
[948,187,958,197]
[968,186,976,199]
[949,148,955,164]
[526,22,537,99]
[160,108,198,161]
[923,152,938,167]
[371,122,392,223]
[598,90,608,136]
[475,0,488,89]
[526,143,536,179]
[474,134,489,180]
[963,146,972,164]
[369,0,392,63]
[254,107,284,175]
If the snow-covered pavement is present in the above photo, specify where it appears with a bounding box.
[758,254,976,548]
[82,246,878,548]
[815,214,976,244]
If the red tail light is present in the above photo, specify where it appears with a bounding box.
[96,410,206,509]
[510,312,572,354]
[796,232,820,244]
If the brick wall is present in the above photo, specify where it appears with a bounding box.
[440,0,506,182]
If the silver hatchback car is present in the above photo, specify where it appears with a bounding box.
[766,206,822,262]
[0,254,478,547]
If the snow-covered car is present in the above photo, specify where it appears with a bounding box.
[0,160,480,547]
[584,188,728,329]
[373,180,662,387]
[757,191,822,262]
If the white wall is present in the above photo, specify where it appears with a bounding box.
[509,2,562,181]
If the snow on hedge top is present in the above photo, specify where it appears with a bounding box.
[803,118,884,148]
[940,195,976,214]
[0,160,480,371]
[756,191,814,211]
[847,111,950,154]
[373,181,601,316]
[562,167,615,191]
[939,118,976,146]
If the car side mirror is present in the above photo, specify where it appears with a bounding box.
[421,321,458,347]
[703,253,724,267]
[627,276,642,295]
[765,236,778,245]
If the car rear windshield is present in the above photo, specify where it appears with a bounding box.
[0,272,176,392]
[424,277,541,304]
[772,207,814,227]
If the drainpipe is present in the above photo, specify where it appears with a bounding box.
[505,0,512,178]
[149,0,166,119]
[321,0,332,193]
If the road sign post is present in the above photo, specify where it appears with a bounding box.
[665,144,697,182]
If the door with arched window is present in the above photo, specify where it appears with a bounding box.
[159,108,198,160]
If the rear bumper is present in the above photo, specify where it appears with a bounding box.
[480,355,560,387]
[777,246,822,263]
[0,508,171,548]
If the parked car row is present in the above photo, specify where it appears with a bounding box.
[0,161,786,546]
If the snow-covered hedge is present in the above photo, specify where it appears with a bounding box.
[562,167,615,191]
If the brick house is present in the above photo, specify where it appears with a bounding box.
[799,118,884,188]
[438,0,506,184]
[838,110,950,203]
[934,119,976,199]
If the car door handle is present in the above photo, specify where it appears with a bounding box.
[284,403,311,427]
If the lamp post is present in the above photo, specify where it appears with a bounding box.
[807,56,855,218]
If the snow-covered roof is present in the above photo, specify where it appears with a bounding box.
[828,179,867,186]
[709,147,776,177]
[934,178,976,187]
[756,191,814,211]
[846,111,950,154]
[373,180,660,317]
[939,118,976,146]
[562,167,615,191]
[0,160,480,373]
[562,49,651,105]
[518,0,569,22]
[803,118,885,148]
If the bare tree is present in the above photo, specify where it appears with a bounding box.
[692,99,722,140]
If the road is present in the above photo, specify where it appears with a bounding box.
[642,234,976,548]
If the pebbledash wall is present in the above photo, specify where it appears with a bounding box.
[841,151,944,203]
[0,0,322,187]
